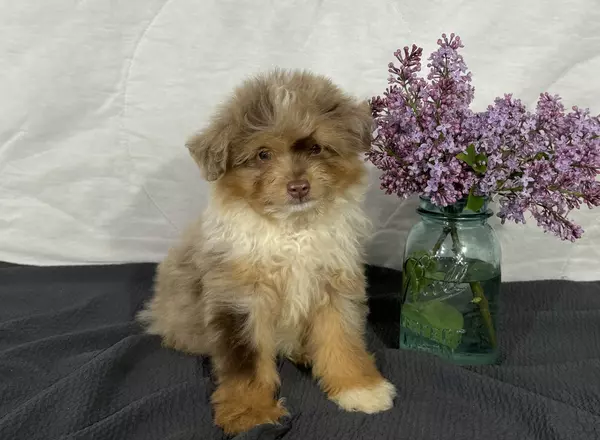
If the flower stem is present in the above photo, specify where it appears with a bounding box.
[432,226,451,255]
[469,281,497,348]
[448,223,497,348]
[449,227,462,255]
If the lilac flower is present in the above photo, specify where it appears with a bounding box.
[368,33,600,241]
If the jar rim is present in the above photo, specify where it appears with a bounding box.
[418,195,493,220]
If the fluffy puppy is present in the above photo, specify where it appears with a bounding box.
[138,69,396,435]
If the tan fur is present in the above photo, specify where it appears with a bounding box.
[138,69,395,435]
[309,273,382,394]
[212,379,288,436]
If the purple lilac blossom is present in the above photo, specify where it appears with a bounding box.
[368,33,600,241]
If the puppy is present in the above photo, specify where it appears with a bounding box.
[138,69,396,435]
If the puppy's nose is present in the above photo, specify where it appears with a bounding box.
[287,179,310,199]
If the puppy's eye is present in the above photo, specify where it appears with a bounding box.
[310,144,322,156]
[258,150,272,161]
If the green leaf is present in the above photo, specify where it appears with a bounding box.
[400,303,422,322]
[401,301,464,349]
[456,152,470,165]
[457,145,488,174]
[466,187,485,212]
[472,153,488,174]
[403,258,420,300]
[456,143,476,166]
[420,301,464,333]
[403,251,438,300]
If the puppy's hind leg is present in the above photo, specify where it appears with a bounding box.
[137,246,210,355]
[210,304,287,435]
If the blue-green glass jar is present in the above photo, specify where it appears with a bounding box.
[400,197,502,365]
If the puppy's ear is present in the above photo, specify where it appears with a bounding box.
[349,100,374,153]
[185,123,232,182]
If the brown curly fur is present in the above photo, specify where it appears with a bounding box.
[138,69,396,435]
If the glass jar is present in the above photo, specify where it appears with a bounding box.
[400,197,502,365]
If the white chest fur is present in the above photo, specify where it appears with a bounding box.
[202,198,369,353]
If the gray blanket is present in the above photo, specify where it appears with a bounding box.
[0,263,599,440]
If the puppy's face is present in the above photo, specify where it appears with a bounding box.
[186,70,372,219]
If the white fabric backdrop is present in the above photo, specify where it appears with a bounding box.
[1,0,599,281]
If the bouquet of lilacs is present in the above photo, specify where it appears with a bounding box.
[370,34,600,359]
[368,33,600,242]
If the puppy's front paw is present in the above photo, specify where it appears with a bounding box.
[330,379,396,414]
[214,398,288,435]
